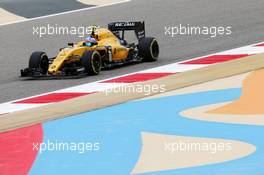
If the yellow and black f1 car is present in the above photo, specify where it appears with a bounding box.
[21,21,159,78]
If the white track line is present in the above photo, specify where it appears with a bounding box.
[0,0,131,27]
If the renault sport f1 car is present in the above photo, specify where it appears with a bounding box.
[20,21,159,78]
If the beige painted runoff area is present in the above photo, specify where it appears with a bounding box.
[210,69,264,114]
[142,72,249,100]
[181,102,264,126]
[1,54,264,133]
[131,132,255,174]
[0,8,25,24]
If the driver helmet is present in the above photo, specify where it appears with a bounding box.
[84,36,97,47]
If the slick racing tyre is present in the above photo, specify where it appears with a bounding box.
[81,51,102,75]
[29,51,49,74]
[138,37,159,61]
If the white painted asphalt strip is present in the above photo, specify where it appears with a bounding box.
[78,0,127,6]
[139,63,207,73]
[217,46,264,55]
[0,103,48,115]
[55,82,129,93]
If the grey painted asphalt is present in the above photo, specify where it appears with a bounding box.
[0,0,264,103]
[0,0,92,18]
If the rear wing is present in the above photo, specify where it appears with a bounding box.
[108,21,145,40]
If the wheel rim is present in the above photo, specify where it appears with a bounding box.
[92,52,101,74]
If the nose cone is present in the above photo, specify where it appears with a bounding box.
[48,65,57,75]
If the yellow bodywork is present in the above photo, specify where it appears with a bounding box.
[48,28,131,75]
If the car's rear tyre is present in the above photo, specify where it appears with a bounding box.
[138,37,159,61]
[29,51,49,74]
[81,51,102,75]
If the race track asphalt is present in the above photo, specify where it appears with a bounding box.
[0,0,264,103]
[0,0,91,18]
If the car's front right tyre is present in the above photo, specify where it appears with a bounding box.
[81,51,102,75]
